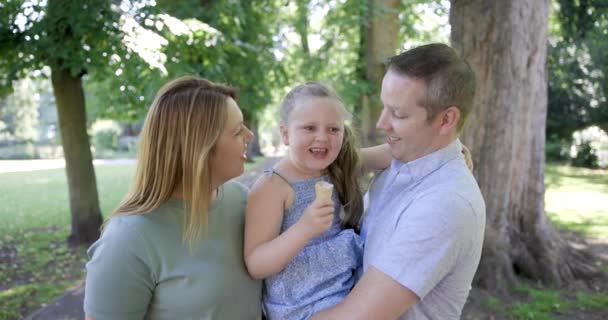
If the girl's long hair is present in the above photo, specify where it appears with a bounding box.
[327,125,363,231]
[280,82,363,231]
[109,76,236,247]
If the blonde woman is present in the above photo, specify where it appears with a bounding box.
[84,76,260,319]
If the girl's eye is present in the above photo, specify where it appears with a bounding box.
[330,127,341,133]
[304,126,314,131]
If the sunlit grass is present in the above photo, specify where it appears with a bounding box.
[0,164,135,237]
[545,163,608,237]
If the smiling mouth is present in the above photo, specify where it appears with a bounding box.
[386,136,401,144]
[309,147,328,158]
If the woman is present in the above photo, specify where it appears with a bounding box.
[84,76,261,319]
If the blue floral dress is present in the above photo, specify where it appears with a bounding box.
[262,170,363,320]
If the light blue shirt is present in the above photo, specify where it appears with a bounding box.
[361,139,486,320]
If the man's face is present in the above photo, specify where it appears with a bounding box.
[377,70,443,163]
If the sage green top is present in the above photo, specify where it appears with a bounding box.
[84,181,262,320]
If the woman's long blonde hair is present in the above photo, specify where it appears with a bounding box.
[109,76,236,246]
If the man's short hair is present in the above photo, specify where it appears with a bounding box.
[387,43,476,131]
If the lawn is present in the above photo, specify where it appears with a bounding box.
[0,161,606,319]
[0,164,135,320]
[545,163,608,237]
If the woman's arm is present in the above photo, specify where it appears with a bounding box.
[360,144,391,172]
[244,176,334,279]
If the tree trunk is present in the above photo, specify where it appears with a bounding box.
[247,117,263,159]
[295,0,310,57]
[51,68,102,246]
[361,0,400,146]
[450,0,600,290]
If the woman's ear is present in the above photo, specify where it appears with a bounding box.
[279,123,289,146]
[438,106,460,136]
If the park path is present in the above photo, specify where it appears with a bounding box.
[24,157,279,320]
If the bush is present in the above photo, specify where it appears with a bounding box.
[545,135,569,162]
[90,120,122,152]
[571,142,599,168]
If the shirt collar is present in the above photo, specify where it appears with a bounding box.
[389,139,463,183]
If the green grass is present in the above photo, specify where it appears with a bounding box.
[510,285,571,320]
[0,164,135,319]
[0,164,135,237]
[0,282,73,320]
[544,163,608,236]
[481,284,608,320]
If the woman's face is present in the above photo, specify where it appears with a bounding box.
[209,97,254,187]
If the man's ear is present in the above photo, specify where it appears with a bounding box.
[279,123,289,145]
[438,106,460,136]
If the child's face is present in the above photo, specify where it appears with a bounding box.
[281,97,346,175]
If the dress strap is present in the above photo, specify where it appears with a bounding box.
[264,168,292,186]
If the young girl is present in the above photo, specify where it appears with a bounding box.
[244,82,390,320]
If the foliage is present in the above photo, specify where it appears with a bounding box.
[90,119,122,152]
[571,141,600,168]
[86,0,285,126]
[400,0,450,48]
[545,134,570,161]
[0,0,131,89]
[547,0,608,142]
[556,0,608,42]
[0,79,45,143]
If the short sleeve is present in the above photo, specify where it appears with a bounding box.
[84,217,155,319]
[369,192,474,299]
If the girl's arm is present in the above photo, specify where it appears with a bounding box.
[244,175,334,279]
[360,143,475,171]
[360,143,391,172]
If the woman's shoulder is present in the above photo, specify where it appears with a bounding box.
[102,214,157,241]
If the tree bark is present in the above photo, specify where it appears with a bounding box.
[51,68,102,246]
[361,0,400,146]
[295,0,310,57]
[450,0,600,290]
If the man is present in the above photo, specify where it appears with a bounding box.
[312,43,486,319]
